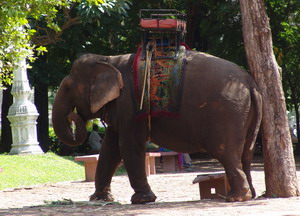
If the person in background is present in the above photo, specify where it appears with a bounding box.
[89,124,102,154]
[182,153,192,167]
[290,127,298,145]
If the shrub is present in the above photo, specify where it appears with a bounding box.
[49,127,59,153]
[48,126,106,155]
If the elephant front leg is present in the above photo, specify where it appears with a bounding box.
[90,128,122,202]
[123,151,157,204]
[120,136,157,204]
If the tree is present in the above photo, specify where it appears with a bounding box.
[0,0,131,153]
[0,0,69,88]
[194,0,247,66]
[264,0,300,154]
[31,1,130,151]
[239,0,299,197]
[0,85,13,153]
[0,0,130,87]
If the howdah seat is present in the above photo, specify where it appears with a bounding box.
[139,9,187,59]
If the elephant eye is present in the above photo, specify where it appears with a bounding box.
[64,86,71,93]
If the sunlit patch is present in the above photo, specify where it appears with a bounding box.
[199,102,207,109]
[71,120,76,141]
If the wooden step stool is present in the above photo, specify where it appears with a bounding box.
[193,172,230,199]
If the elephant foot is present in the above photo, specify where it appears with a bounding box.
[226,188,252,202]
[131,190,157,204]
[90,192,114,202]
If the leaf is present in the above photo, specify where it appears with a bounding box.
[35,46,48,56]
[39,199,121,207]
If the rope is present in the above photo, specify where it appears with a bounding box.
[140,42,155,137]
[139,43,153,110]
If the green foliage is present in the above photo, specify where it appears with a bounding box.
[27,0,131,89]
[197,1,247,67]
[48,127,59,153]
[280,22,299,45]
[78,0,130,21]
[265,0,300,151]
[48,126,105,154]
[265,0,300,110]
[99,126,106,135]
[0,152,85,190]
[125,0,246,66]
[0,0,69,88]
[0,0,131,89]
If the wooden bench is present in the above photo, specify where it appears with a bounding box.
[75,151,179,181]
[192,171,230,199]
[75,154,99,182]
[145,151,178,176]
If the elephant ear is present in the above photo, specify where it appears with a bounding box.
[90,62,124,114]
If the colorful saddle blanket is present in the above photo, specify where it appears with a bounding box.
[133,45,187,118]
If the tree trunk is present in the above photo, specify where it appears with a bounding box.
[239,0,299,197]
[34,84,50,152]
[0,85,13,153]
[185,1,202,49]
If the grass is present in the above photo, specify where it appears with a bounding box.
[0,152,126,191]
[0,152,85,190]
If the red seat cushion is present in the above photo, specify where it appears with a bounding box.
[140,19,186,30]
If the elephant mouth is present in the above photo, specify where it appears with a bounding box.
[52,109,88,147]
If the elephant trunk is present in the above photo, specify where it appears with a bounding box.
[52,82,87,146]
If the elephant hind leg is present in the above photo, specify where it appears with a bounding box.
[241,148,256,198]
[212,135,253,201]
[225,167,252,202]
[242,159,256,198]
[220,157,252,202]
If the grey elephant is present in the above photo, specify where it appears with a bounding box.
[52,49,262,203]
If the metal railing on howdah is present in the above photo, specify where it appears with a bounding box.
[139,9,187,60]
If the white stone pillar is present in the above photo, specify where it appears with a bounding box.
[8,58,43,154]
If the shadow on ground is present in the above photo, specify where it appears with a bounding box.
[188,154,300,173]
[0,198,284,216]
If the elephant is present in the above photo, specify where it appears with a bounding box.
[52,50,262,204]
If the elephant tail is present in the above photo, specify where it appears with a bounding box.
[241,84,262,198]
[243,84,263,162]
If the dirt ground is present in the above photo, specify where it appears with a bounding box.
[1,155,300,216]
